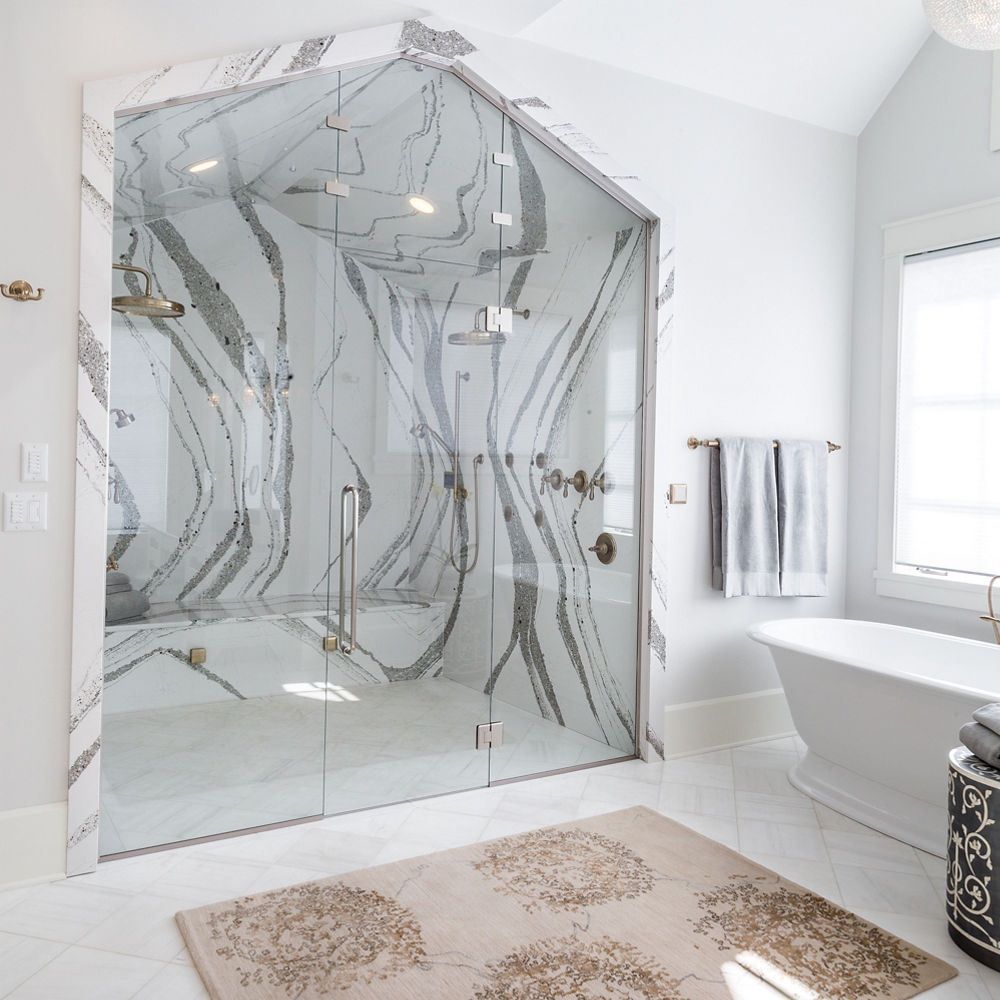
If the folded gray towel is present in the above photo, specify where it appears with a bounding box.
[710,438,780,597]
[105,582,131,595]
[973,703,1000,737]
[105,590,150,624]
[776,439,829,597]
[106,571,130,587]
[960,722,1000,767]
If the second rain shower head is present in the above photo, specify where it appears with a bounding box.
[447,306,529,346]
[111,263,186,319]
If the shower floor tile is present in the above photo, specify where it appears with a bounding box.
[99,677,621,855]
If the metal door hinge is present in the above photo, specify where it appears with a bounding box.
[485,306,513,333]
[326,114,351,132]
[323,635,339,652]
[493,152,514,167]
[476,721,504,750]
[189,648,206,665]
[491,211,512,226]
[325,180,350,198]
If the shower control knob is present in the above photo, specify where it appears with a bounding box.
[588,471,613,501]
[588,532,618,565]
[540,468,565,495]
[569,469,588,494]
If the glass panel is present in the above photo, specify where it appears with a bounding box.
[101,71,346,854]
[99,55,647,855]
[321,60,501,812]
[491,116,646,781]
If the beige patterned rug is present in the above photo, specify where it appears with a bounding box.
[176,806,956,999]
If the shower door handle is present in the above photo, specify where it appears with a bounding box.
[339,485,359,654]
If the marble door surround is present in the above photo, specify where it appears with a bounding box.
[72,18,675,876]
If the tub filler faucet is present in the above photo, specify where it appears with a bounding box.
[982,575,1000,644]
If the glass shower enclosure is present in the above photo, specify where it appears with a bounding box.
[100,57,648,856]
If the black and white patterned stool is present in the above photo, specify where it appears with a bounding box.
[948,747,1000,970]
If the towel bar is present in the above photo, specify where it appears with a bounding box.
[687,437,841,453]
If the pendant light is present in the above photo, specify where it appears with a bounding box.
[924,0,1000,49]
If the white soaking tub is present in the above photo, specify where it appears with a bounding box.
[749,617,1000,857]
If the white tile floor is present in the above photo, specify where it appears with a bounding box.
[3,736,998,999]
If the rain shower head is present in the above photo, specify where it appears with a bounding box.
[447,307,529,346]
[111,263,186,319]
[111,408,135,428]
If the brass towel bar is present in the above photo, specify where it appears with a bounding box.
[687,437,841,453]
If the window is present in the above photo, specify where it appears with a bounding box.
[876,200,1000,609]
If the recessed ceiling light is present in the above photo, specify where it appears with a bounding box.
[187,159,219,174]
[408,195,435,214]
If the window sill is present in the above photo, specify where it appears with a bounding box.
[873,569,991,612]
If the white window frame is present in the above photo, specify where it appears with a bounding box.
[875,196,1000,611]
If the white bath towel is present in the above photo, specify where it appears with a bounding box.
[710,438,780,597]
[776,439,829,597]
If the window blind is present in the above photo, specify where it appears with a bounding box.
[896,240,1000,576]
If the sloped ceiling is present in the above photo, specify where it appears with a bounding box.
[424,0,932,135]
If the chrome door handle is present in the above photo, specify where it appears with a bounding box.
[339,485,359,654]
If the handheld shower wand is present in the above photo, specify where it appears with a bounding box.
[449,371,482,575]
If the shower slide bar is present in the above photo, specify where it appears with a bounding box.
[687,437,842,453]
[338,485,359,654]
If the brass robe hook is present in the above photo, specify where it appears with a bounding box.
[1,280,44,302]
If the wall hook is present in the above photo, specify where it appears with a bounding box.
[1,280,44,302]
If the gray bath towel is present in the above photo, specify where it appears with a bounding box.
[973,703,1000,736]
[960,722,1000,767]
[776,439,829,597]
[105,590,150,624]
[105,582,131,595]
[710,438,780,597]
[106,571,130,587]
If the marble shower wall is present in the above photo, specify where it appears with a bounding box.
[107,56,646,743]
[110,200,333,601]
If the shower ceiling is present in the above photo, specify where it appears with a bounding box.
[112,58,638,295]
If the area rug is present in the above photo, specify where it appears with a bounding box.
[175,806,956,1000]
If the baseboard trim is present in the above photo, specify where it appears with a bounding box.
[0,802,67,891]
[663,688,794,760]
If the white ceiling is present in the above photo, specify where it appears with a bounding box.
[422,0,933,135]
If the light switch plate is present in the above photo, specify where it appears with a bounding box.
[21,443,48,482]
[4,491,47,531]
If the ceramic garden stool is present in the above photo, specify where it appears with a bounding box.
[948,747,1000,970]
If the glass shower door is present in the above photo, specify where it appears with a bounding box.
[489,115,647,781]
[100,71,357,854]
[319,59,504,813]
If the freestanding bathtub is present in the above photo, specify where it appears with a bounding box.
[749,617,1000,857]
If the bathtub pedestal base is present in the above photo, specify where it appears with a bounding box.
[789,750,947,858]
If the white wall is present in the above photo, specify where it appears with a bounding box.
[847,36,999,638]
[0,0,856,877]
